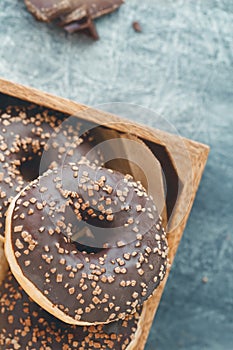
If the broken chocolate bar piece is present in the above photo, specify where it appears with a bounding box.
[25,0,124,22]
[24,0,74,22]
[63,9,99,40]
[70,0,124,19]
[25,0,124,39]
[59,5,87,26]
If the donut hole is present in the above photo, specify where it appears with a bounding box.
[68,224,105,254]
[59,210,106,253]
[73,241,104,254]
[19,154,41,182]
[68,204,139,250]
[68,214,139,250]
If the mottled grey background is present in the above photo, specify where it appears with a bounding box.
[0,1,233,349]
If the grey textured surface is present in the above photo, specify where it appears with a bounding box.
[0,1,233,349]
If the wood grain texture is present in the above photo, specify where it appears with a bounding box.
[0,78,209,349]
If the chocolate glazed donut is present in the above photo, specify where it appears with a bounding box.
[0,105,103,241]
[5,159,168,325]
[0,271,141,350]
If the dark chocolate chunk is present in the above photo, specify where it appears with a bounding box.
[132,21,142,33]
[59,5,87,25]
[25,0,124,39]
[63,8,99,40]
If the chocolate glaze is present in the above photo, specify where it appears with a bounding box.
[8,160,168,324]
[0,105,103,238]
[0,271,141,350]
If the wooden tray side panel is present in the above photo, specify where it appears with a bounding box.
[130,140,209,350]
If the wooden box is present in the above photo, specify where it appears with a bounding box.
[0,78,209,349]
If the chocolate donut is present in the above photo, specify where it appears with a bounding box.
[0,271,141,350]
[0,105,103,241]
[5,159,168,325]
